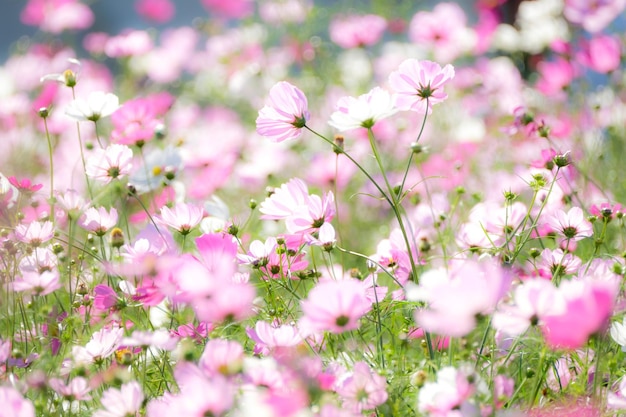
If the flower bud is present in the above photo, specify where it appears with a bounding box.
[110,227,125,249]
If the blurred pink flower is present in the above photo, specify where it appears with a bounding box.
[104,30,153,58]
[199,339,244,376]
[49,377,92,401]
[13,270,61,296]
[536,58,576,97]
[408,2,476,63]
[93,381,143,417]
[156,202,204,235]
[389,59,455,114]
[417,366,475,416]
[135,0,175,23]
[335,361,388,412]
[576,34,622,73]
[200,0,253,19]
[329,14,387,48]
[564,0,626,33]
[542,278,617,350]
[247,321,304,356]
[260,178,310,220]
[111,96,168,146]
[0,386,35,417]
[301,278,371,334]
[21,0,94,34]
[256,81,310,143]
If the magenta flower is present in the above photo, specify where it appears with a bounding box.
[21,0,94,34]
[110,96,166,146]
[388,58,455,114]
[576,34,622,74]
[135,0,175,23]
[301,278,371,334]
[256,81,310,143]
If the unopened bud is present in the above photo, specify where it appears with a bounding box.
[63,69,77,87]
[110,227,125,249]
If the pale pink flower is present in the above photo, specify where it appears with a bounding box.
[608,378,626,409]
[86,144,133,184]
[259,0,311,24]
[329,14,387,48]
[65,91,120,122]
[306,222,336,249]
[492,279,565,336]
[417,366,475,416]
[0,386,35,417]
[199,339,244,376]
[576,34,622,73]
[171,363,235,416]
[538,248,582,279]
[122,329,178,351]
[335,361,388,412]
[301,278,371,333]
[610,317,626,350]
[156,202,204,235]
[21,0,94,34]
[328,87,397,131]
[388,59,455,114]
[408,2,476,63]
[135,0,175,23]
[49,377,92,401]
[72,326,123,363]
[55,189,87,218]
[410,258,511,337]
[260,178,310,220]
[564,0,626,33]
[285,191,335,235]
[12,270,61,296]
[79,207,118,236]
[545,206,594,242]
[247,321,304,356]
[93,381,143,417]
[19,247,58,274]
[111,96,169,146]
[105,30,153,58]
[14,220,54,246]
[256,81,310,143]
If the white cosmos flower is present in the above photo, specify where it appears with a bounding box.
[328,86,397,131]
[65,91,120,122]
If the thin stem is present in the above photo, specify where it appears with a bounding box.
[71,87,93,200]
[42,116,55,224]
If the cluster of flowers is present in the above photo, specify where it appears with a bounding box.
[0,0,626,416]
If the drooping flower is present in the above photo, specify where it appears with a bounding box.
[256,81,310,143]
[328,87,397,131]
[388,58,455,114]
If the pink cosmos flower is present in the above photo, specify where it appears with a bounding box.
[111,96,170,146]
[72,326,124,364]
[21,0,94,34]
[8,177,43,193]
[328,87,397,131]
[608,378,626,409]
[576,34,622,73]
[93,381,144,417]
[14,221,54,246]
[408,2,476,63]
[122,329,178,351]
[388,59,455,114]
[199,339,244,376]
[535,58,576,97]
[135,0,175,23]
[49,377,92,401]
[247,321,304,356]
[410,258,511,337]
[93,284,119,312]
[335,361,388,413]
[329,14,387,49]
[0,386,35,417]
[564,0,626,33]
[12,270,61,296]
[537,248,582,279]
[170,363,236,416]
[545,206,594,242]
[86,144,133,184]
[260,178,310,220]
[256,81,310,143]
[156,202,204,235]
[300,278,371,334]
[19,247,58,274]
[542,277,617,350]
[285,191,335,235]
[79,207,118,236]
